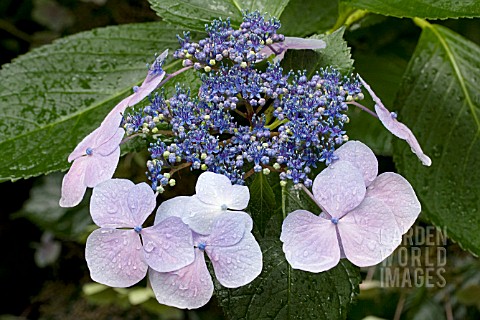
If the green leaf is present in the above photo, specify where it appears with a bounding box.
[279,0,338,37]
[0,22,194,182]
[282,182,321,216]
[148,0,290,32]
[281,28,354,76]
[215,185,361,320]
[247,172,278,236]
[340,0,480,19]
[393,23,480,255]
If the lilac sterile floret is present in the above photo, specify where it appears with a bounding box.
[280,141,421,273]
[150,208,262,309]
[85,179,194,287]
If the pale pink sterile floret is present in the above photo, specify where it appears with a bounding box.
[280,140,421,272]
[59,50,169,207]
[149,211,262,309]
[259,37,326,62]
[85,179,194,288]
[359,76,432,166]
[156,171,250,235]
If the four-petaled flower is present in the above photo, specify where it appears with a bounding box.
[85,179,194,287]
[59,50,168,207]
[156,172,250,234]
[280,140,421,272]
[150,211,262,309]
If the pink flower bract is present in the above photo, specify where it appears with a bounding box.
[149,211,262,309]
[85,179,194,287]
[59,50,168,207]
[280,141,421,272]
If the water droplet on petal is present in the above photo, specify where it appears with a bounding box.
[303,250,309,257]
[144,241,156,252]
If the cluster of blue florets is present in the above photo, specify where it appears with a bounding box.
[174,12,284,71]
[122,12,363,191]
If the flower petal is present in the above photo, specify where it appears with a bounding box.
[149,249,213,309]
[96,127,125,157]
[334,140,378,186]
[338,197,402,267]
[284,37,326,50]
[155,195,223,235]
[207,212,252,247]
[85,228,147,287]
[280,210,340,273]
[259,37,326,62]
[83,147,120,187]
[366,172,421,234]
[100,98,128,135]
[59,157,88,207]
[312,160,366,217]
[127,182,156,226]
[195,171,234,207]
[155,196,194,223]
[207,231,262,288]
[226,184,250,210]
[141,217,194,273]
[359,76,431,166]
[90,179,135,228]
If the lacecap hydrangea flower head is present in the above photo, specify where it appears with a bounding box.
[57,10,431,311]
